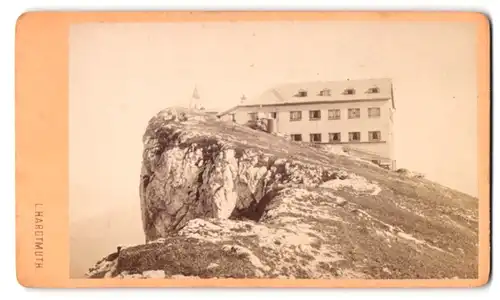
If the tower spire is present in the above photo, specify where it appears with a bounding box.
[190,85,201,110]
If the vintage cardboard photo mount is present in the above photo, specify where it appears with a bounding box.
[15,11,491,288]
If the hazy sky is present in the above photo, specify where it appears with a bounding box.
[69,20,478,223]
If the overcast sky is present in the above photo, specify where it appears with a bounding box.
[69,20,478,223]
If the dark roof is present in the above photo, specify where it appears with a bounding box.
[218,78,395,116]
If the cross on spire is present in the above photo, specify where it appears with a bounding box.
[240,94,247,104]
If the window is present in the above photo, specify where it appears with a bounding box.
[367,87,380,94]
[231,114,236,122]
[319,88,331,96]
[290,134,302,142]
[343,88,356,95]
[349,132,361,142]
[368,107,381,118]
[309,110,321,120]
[248,112,258,121]
[270,112,277,119]
[369,131,381,142]
[348,108,361,119]
[290,111,302,121]
[297,89,308,97]
[328,109,341,120]
[310,133,322,143]
[329,132,341,143]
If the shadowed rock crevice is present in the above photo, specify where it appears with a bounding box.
[230,188,284,222]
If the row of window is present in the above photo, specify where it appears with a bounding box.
[248,107,381,122]
[291,107,380,121]
[295,87,380,98]
[290,131,382,143]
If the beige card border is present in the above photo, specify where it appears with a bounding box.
[15,11,491,288]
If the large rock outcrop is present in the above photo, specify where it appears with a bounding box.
[85,107,479,280]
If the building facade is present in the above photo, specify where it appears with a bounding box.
[218,78,396,169]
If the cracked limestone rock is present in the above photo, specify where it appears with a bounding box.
[86,107,479,280]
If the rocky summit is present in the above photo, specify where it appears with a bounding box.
[85,107,478,280]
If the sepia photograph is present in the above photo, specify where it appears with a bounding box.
[68,19,480,280]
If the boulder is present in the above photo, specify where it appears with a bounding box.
[86,107,479,280]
